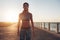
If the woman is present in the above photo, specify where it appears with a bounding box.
[17,2,34,40]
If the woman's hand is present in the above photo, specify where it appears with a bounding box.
[32,28,35,37]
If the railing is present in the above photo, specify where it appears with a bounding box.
[34,22,60,33]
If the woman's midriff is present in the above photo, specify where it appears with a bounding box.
[21,21,30,29]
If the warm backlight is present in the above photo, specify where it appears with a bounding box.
[4,9,18,22]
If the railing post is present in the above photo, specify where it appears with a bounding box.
[57,23,59,33]
[44,22,45,29]
[48,22,50,31]
[41,22,42,29]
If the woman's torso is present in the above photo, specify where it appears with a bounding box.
[20,13,31,29]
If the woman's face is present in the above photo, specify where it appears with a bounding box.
[23,4,29,11]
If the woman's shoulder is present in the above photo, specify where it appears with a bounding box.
[19,13,23,15]
[28,12,32,15]
[18,13,23,17]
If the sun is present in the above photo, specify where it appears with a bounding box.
[4,9,18,22]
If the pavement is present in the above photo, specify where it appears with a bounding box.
[0,24,60,40]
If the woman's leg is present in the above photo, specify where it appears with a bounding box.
[20,29,25,40]
[26,29,31,40]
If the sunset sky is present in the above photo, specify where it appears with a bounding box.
[0,0,60,22]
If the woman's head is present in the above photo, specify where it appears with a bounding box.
[23,2,29,11]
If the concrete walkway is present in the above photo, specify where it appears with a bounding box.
[0,25,60,40]
[33,28,60,40]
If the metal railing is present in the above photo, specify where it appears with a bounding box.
[34,22,60,33]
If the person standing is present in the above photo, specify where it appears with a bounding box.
[17,2,34,40]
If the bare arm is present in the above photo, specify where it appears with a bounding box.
[30,14,34,33]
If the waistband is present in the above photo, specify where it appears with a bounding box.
[21,27,31,29]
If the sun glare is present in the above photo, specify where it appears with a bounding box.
[4,9,18,22]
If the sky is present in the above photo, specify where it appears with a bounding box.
[0,0,60,22]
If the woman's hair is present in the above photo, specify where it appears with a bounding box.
[23,2,29,7]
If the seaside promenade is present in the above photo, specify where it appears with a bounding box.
[0,23,60,40]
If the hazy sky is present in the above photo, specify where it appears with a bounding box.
[0,0,60,22]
